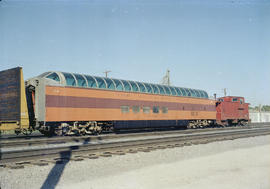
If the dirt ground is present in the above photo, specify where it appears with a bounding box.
[1,135,270,189]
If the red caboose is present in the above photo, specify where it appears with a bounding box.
[216,96,249,126]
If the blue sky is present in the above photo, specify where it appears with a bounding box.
[0,0,269,106]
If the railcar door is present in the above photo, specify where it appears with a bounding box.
[238,98,245,119]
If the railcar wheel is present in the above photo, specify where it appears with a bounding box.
[240,121,248,126]
[54,129,62,136]
[15,129,21,135]
[96,129,102,135]
[22,129,32,135]
[61,127,69,136]
[91,130,101,135]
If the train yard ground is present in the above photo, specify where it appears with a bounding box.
[0,124,270,189]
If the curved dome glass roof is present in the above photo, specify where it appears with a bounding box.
[41,71,209,99]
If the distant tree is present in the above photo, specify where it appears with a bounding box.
[249,106,258,111]
[249,105,270,112]
[262,105,270,112]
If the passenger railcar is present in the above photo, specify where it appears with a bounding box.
[26,70,216,135]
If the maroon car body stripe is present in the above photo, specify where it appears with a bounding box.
[46,95,216,112]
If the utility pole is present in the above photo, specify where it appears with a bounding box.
[214,93,217,100]
[223,88,227,96]
[103,70,111,78]
[161,69,170,86]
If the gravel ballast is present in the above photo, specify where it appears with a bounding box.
[0,135,270,189]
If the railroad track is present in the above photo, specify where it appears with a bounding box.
[1,126,270,169]
[0,123,270,148]
[0,123,269,148]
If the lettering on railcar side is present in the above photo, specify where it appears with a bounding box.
[191,111,199,116]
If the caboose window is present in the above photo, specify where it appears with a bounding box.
[153,106,159,113]
[46,73,60,82]
[240,99,243,104]
[63,72,76,86]
[232,98,238,102]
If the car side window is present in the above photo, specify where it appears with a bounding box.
[153,106,159,113]
[121,106,129,113]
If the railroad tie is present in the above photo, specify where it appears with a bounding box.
[7,163,24,169]
[125,149,138,153]
[99,152,113,157]
[87,154,99,159]
[111,150,126,155]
